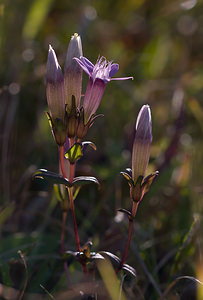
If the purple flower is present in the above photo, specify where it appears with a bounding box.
[64,33,83,113]
[46,45,65,122]
[46,45,66,145]
[132,105,152,183]
[75,56,133,124]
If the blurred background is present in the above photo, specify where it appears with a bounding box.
[0,0,203,299]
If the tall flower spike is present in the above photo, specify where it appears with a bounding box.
[64,33,83,113]
[132,105,152,184]
[75,56,133,125]
[46,45,66,145]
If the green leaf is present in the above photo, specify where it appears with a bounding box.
[34,169,72,187]
[72,176,99,187]
[53,185,63,203]
[65,143,83,164]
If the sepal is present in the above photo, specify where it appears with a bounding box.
[120,171,134,187]
[142,171,159,195]
[46,112,66,146]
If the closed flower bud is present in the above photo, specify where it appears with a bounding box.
[46,45,66,145]
[64,33,83,113]
[132,105,152,184]
[46,45,65,121]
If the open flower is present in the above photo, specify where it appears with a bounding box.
[74,56,133,124]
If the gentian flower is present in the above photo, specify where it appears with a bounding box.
[64,33,83,113]
[132,105,152,183]
[121,105,158,202]
[46,45,66,145]
[74,56,133,125]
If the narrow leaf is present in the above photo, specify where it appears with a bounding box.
[34,169,72,186]
[99,251,121,265]
[122,264,136,278]
[117,208,134,220]
[82,141,97,151]
[72,176,99,187]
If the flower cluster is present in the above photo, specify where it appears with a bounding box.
[46,33,133,145]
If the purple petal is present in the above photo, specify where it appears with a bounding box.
[109,63,119,77]
[74,57,91,77]
[80,56,94,73]
[83,78,106,124]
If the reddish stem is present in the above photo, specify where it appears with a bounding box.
[59,146,73,286]
[61,211,67,254]
[117,201,139,273]
[59,146,67,178]
[68,137,87,274]
[68,187,81,251]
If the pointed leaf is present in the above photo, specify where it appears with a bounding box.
[53,184,63,202]
[117,208,134,220]
[99,251,121,265]
[122,264,136,278]
[73,186,81,201]
[65,143,83,164]
[34,169,72,186]
[82,141,97,151]
[90,253,104,260]
[72,176,99,187]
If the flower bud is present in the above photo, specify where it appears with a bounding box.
[46,45,65,121]
[132,105,152,184]
[46,45,66,145]
[64,33,83,113]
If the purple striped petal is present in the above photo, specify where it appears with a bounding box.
[74,57,91,76]
[80,56,94,73]
[109,63,119,77]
